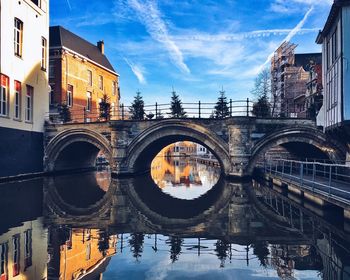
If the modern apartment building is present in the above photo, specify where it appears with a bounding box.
[316,0,350,131]
[49,26,120,123]
[0,0,49,177]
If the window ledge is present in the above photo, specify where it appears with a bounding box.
[25,120,33,124]
[0,115,10,119]
[13,118,22,122]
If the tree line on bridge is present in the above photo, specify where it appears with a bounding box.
[57,69,273,122]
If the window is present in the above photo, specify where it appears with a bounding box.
[12,235,20,277]
[14,18,23,57]
[41,37,47,70]
[0,75,9,117]
[98,75,103,90]
[49,61,55,78]
[86,243,91,260]
[87,70,92,86]
[14,81,21,120]
[0,243,8,280]
[24,230,32,269]
[31,0,40,6]
[86,92,92,111]
[49,86,55,105]
[112,81,117,96]
[67,85,73,107]
[25,85,33,122]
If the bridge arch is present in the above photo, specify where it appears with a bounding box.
[124,120,231,175]
[45,128,113,172]
[247,127,346,174]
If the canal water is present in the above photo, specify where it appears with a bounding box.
[1,156,350,280]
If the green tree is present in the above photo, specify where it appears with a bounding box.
[99,94,111,120]
[215,239,230,268]
[98,230,110,257]
[251,241,269,267]
[166,236,184,263]
[251,69,272,118]
[214,88,230,118]
[129,91,145,120]
[169,89,186,118]
[129,233,144,261]
[58,102,71,123]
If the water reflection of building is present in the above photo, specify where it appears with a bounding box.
[48,228,117,280]
[0,218,47,280]
[151,156,203,188]
[269,244,322,279]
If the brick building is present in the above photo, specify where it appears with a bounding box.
[49,26,120,122]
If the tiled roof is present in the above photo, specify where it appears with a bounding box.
[49,26,116,74]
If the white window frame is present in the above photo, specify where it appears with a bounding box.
[41,37,47,71]
[0,243,8,278]
[25,85,33,122]
[98,75,103,90]
[0,75,9,117]
[87,70,92,86]
[67,85,73,107]
[14,81,21,120]
[12,235,20,277]
[14,18,23,57]
[86,92,92,112]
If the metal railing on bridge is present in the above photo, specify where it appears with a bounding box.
[47,99,255,124]
[262,158,350,205]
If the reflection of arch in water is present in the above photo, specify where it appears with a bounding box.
[118,176,235,232]
[44,172,114,220]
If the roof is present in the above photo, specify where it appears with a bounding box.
[294,53,322,71]
[316,0,350,43]
[50,26,117,74]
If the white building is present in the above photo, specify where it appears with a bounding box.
[0,218,48,280]
[316,0,350,131]
[0,0,49,177]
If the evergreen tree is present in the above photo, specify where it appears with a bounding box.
[99,94,111,120]
[58,102,71,123]
[252,94,271,117]
[129,91,145,120]
[251,69,272,118]
[129,233,144,261]
[98,230,110,257]
[166,236,184,263]
[169,89,186,118]
[214,88,229,118]
[251,241,269,267]
[215,239,230,268]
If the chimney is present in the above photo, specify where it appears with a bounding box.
[97,40,104,54]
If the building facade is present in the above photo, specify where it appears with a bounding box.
[49,26,120,123]
[271,42,321,118]
[316,0,350,131]
[0,0,49,177]
[305,63,323,119]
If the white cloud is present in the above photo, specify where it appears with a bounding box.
[65,0,72,10]
[270,0,331,14]
[257,6,314,75]
[124,58,147,84]
[125,0,190,74]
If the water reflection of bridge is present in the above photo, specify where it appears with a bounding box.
[43,174,350,279]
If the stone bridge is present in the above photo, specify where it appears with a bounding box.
[44,117,346,177]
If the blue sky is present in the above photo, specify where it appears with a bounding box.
[50,0,333,105]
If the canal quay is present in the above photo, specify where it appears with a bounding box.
[2,0,350,280]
